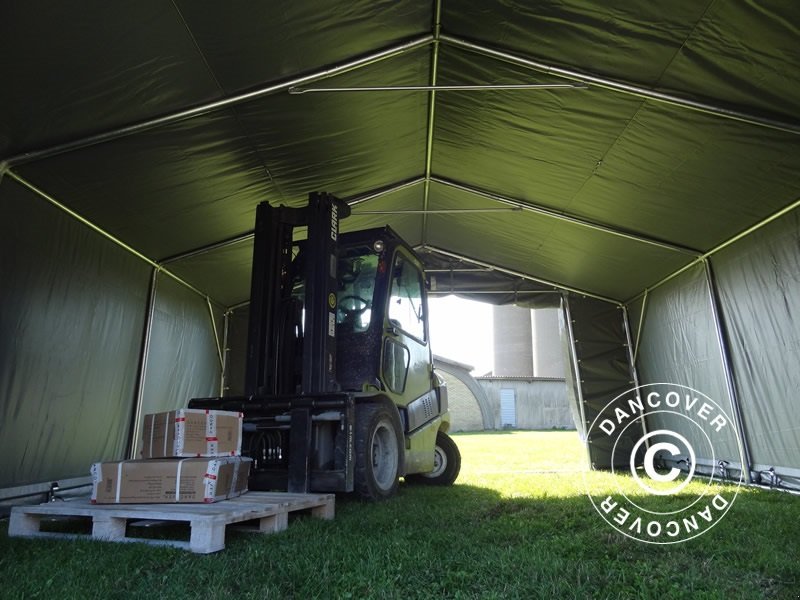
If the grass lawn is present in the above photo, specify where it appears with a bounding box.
[1,430,799,599]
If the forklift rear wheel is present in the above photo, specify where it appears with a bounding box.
[409,431,461,486]
[355,403,403,500]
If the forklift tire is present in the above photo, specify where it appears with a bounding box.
[354,402,403,501]
[408,431,461,486]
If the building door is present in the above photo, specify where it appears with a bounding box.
[500,388,516,428]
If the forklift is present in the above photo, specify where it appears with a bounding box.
[190,192,460,500]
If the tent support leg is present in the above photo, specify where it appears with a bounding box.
[703,259,753,483]
[621,305,649,443]
[562,294,592,467]
[632,289,648,364]
[219,310,231,397]
[206,298,224,372]
[126,267,159,460]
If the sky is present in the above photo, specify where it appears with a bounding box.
[428,295,494,375]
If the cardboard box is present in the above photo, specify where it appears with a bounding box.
[90,457,252,504]
[141,409,243,459]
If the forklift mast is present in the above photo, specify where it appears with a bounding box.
[245,192,350,397]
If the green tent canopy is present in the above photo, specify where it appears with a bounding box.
[2,1,799,497]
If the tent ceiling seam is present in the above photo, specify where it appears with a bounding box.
[431,176,702,256]
[422,244,621,305]
[440,34,800,136]
[4,35,435,167]
[421,0,443,245]
[171,0,287,202]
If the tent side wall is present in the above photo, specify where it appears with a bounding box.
[629,263,742,477]
[0,179,148,489]
[713,209,800,489]
[629,208,800,490]
[0,177,222,494]
[128,273,223,459]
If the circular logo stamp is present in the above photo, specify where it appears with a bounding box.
[583,383,744,544]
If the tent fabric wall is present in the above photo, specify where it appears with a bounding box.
[0,179,149,488]
[562,295,640,469]
[713,210,800,489]
[130,273,222,458]
[629,263,742,473]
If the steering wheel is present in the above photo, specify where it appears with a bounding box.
[337,295,370,321]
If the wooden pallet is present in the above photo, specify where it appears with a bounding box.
[8,491,335,554]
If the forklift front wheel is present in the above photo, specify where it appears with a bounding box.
[409,431,461,486]
[354,403,403,501]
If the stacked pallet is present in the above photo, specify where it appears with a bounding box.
[9,409,336,553]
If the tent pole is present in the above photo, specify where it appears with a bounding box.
[703,259,753,483]
[562,294,592,467]
[159,176,425,264]
[622,305,649,445]
[432,176,701,256]
[7,170,215,303]
[424,244,621,305]
[626,198,800,305]
[0,161,7,184]
[632,289,648,364]
[621,306,640,389]
[126,267,159,460]
[7,35,434,167]
[421,0,443,245]
[346,176,425,207]
[206,298,224,372]
[441,34,800,136]
[220,310,231,397]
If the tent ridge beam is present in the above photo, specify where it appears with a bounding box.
[428,289,562,295]
[441,34,800,136]
[432,176,702,256]
[346,175,425,207]
[159,176,426,265]
[422,244,621,305]
[421,0,443,244]
[5,35,434,166]
[289,83,586,93]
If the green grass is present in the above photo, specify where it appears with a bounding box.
[1,431,799,599]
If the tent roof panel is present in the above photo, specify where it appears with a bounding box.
[4,2,800,304]
[0,1,222,155]
[174,0,432,93]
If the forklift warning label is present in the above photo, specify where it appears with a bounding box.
[583,383,744,544]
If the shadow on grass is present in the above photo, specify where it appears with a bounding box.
[1,481,798,599]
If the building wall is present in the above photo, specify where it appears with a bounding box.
[436,367,486,432]
[477,378,574,430]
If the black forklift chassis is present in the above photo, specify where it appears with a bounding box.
[189,393,356,494]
